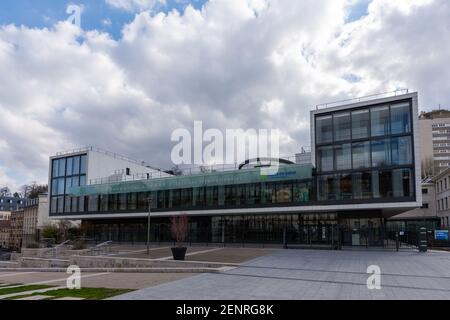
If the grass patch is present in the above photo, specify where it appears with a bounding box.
[8,287,133,300]
[0,284,54,296]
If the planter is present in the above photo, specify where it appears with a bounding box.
[171,247,187,261]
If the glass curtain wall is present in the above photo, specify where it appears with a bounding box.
[315,100,415,203]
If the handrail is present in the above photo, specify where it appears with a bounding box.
[54,146,163,172]
[86,153,313,186]
[89,241,113,256]
[315,89,410,110]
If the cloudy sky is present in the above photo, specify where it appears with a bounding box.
[0,0,449,191]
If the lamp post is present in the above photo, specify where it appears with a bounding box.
[147,197,153,255]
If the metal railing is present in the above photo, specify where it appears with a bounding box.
[315,89,410,110]
[87,153,312,186]
[55,146,163,172]
[88,241,113,256]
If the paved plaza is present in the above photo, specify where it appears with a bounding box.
[112,249,450,300]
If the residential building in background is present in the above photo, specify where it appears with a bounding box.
[0,211,11,221]
[22,194,50,247]
[0,220,10,248]
[420,109,450,176]
[0,196,25,212]
[9,209,24,251]
[434,168,450,228]
[48,92,422,247]
[387,177,438,230]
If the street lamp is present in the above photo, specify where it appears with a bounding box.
[147,197,153,255]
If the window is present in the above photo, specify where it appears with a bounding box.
[352,142,370,169]
[73,156,80,175]
[316,115,333,144]
[335,144,351,171]
[371,106,390,137]
[66,157,73,176]
[333,112,351,141]
[372,139,391,167]
[391,103,411,135]
[318,175,337,201]
[372,170,393,199]
[352,109,370,139]
[391,136,412,166]
[422,188,428,194]
[392,169,413,198]
[353,172,372,200]
[317,146,334,172]
[421,203,429,209]
[337,174,352,200]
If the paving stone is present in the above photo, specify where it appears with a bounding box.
[110,249,450,300]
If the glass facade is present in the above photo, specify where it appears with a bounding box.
[50,154,87,214]
[315,99,415,202]
[51,99,416,218]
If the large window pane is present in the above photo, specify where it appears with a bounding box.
[66,157,73,176]
[58,158,66,177]
[335,144,351,170]
[352,142,370,169]
[73,156,80,175]
[318,175,337,201]
[352,109,370,139]
[337,174,352,200]
[371,106,390,137]
[393,169,414,198]
[57,178,65,195]
[317,146,334,172]
[372,170,393,199]
[88,196,99,212]
[353,172,372,200]
[391,103,411,135]
[372,139,391,167]
[316,115,333,144]
[391,136,412,166]
[334,112,351,141]
[52,160,59,178]
[79,175,86,186]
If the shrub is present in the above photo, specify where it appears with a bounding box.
[41,224,58,241]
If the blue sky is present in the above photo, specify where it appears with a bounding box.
[0,0,369,39]
[0,0,209,39]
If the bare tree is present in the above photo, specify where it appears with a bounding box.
[20,182,48,199]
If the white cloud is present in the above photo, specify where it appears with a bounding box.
[105,0,166,12]
[0,0,450,189]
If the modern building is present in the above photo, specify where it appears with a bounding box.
[22,194,51,246]
[8,209,24,251]
[419,109,450,175]
[48,92,422,247]
[0,196,25,212]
